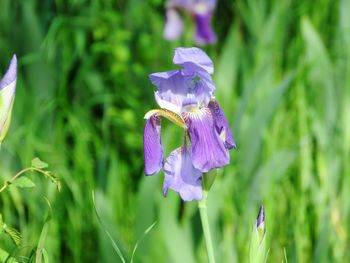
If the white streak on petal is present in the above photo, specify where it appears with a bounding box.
[155,91,182,114]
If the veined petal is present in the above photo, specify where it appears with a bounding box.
[208,99,236,149]
[164,9,183,41]
[194,13,217,45]
[149,70,193,108]
[173,47,214,74]
[183,108,229,172]
[143,115,164,175]
[150,48,216,108]
[163,146,203,201]
[193,72,215,106]
[154,91,181,114]
[0,55,17,143]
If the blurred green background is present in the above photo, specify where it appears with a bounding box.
[0,0,349,262]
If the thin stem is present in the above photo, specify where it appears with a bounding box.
[198,190,216,263]
[0,167,48,193]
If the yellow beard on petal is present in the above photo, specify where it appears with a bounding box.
[144,108,187,129]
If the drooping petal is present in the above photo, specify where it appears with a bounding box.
[0,55,17,143]
[183,108,229,172]
[163,146,203,201]
[194,13,217,45]
[173,47,214,74]
[164,9,184,41]
[208,99,236,149]
[143,115,164,175]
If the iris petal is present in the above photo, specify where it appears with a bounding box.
[164,9,184,41]
[0,55,17,91]
[149,70,192,109]
[184,108,229,172]
[150,48,216,109]
[173,47,214,74]
[154,91,181,114]
[143,115,164,175]
[193,73,215,106]
[0,55,17,143]
[194,13,217,45]
[163,146,203,201]
[208,99,236,149]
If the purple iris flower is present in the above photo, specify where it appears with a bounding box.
[143,47,235,201]
[0,55,17,143]
[164,0,217,45]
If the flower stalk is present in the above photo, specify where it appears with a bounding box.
[198,188,215,263]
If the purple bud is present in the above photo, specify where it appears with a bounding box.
[256,205,265,229]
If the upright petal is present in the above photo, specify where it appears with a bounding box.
[143,115,163,175]
[149,70,192,109]
[173,47,214,74]
[163,146,203,201]
[150,48,216,109]
[208,99,236,149]
[164,9,184,41]
[183,108,229,172]
[0,55,17,143]
[194,13,217,45]
[193,72,215,106]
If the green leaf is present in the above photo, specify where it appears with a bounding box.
[4,225,22,246]
[31,158,49,169]
[92,191,126,263]
[0,214,4,232]
[0,248,10,262]
[202,169,218,191]
[12,176,36,188]
[249,226,266,263]
[130,221,156,263]
[36,198,52,263]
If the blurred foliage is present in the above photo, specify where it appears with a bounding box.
[0,0,349,262]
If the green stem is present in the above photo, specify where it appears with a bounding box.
[0,167,48,193]
[198,190,216,263]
